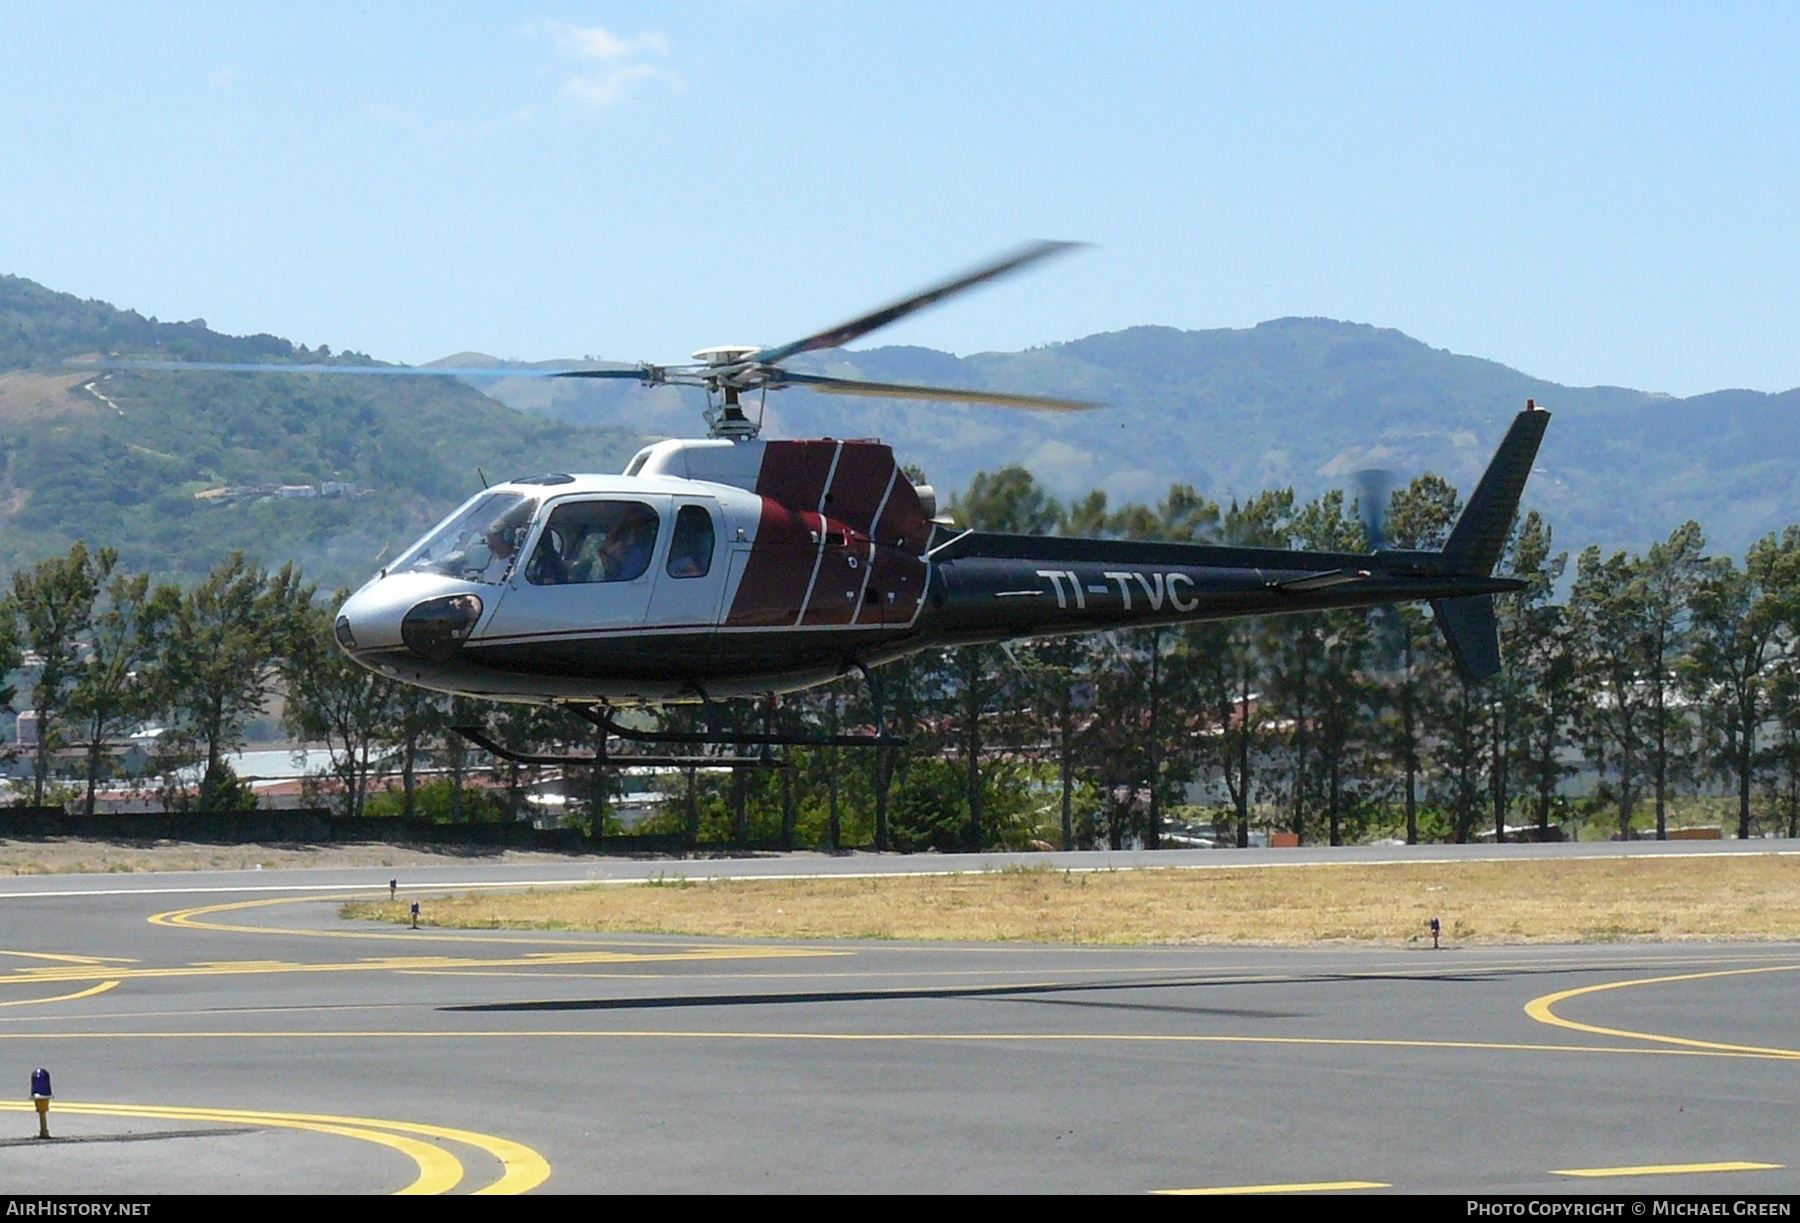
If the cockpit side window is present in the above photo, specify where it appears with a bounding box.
[666,504,716,579]
[390,492,535,585]
[526,499,662,585]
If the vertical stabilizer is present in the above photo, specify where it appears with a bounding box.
[1433,401,1551,682]
[1432,595,1502,682]
[1442,402,1551,577]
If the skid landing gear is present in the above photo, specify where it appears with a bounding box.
[452,664,905,770]
[450,724,784,770]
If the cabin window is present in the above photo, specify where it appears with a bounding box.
[391,492,535,585]
[526,500,661,585]
[666,505,716,579]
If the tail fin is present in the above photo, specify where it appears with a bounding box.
[1442,401,1551,577]
[1433,401,1552,683]
[1432,595,1502,681]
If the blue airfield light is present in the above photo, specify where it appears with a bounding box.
[30,1067,51,1139]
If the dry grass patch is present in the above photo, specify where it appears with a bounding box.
[342,855,1800,945]
[0,838,594,875]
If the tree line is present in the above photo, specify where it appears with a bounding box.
[4,466,1799,849]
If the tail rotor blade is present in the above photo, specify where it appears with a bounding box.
[1353,468,1395,552]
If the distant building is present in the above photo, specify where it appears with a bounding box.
[278,485,318,500]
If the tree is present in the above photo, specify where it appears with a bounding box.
[1186,492,1293,848]
[391,686,446,820]
[157,553,311,811]
[951,467,1062,535]
[1632,522,1705,839]
[0,593,19,759]
[1383,476,1461,844]
[1013,633,1096,849]
[10,543,111,806]
[1266,491,1368,844]
[947,466,1062,849]
[66,571,177,816]
[1686,530,1799,839]
[1502,512,1576,840]
[1570,546,1653,839]
[282,597,398,817]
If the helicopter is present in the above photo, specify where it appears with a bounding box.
[87,242,1549,767]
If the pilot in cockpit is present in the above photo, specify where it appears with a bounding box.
[473,501,534,583]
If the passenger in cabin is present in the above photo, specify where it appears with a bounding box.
[527,500,661,585]
[597,505,659,581]
[665,505,715,579]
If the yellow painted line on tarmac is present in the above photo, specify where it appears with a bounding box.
[0,1101,471,1194]
[1553,1161,1782,1178]
[0,980,118,1007]
[0,1027,1778,1062]
[36,1103,549,1195]
[0,945,843,991]
[151,893,693,946]
[1525,965,1800,1059]
[1154,1179,1388,1195]
[0,949,135,965]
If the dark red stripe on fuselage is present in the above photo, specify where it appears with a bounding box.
[725,439,932,631]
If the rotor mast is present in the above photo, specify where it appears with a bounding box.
[692,346,765,440]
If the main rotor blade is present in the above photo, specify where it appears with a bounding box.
[774,370,1098,412]
[63,359,584,379]
[552,366,670,381]
[752,240,1085,366]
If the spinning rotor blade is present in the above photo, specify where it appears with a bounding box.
[1353,468,1396,552]
[66,359,615,380]
[550,365,669,383]
[752,240,1084,366]
[773,370,1098,412]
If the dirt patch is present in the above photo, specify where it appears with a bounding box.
[344,855,1800,945]
[0,370,102,425]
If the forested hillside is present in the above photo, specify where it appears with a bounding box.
[489,318,1800,556]
[7,268,1799,590]
[0,277,645,588]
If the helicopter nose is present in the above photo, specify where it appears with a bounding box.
[333,579,413,653]
[335,574,490,661]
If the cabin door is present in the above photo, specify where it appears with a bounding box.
[645,496,728,633]
[489,494,672,643]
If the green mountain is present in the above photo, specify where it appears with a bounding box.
[6,270,1795,585]
[0,276,645,588]
[493,319,1800,557]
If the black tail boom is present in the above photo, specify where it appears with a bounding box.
[923,402,1550,683]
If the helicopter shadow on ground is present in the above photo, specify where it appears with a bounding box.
[439,957,1667,1020]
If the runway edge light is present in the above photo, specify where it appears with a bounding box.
[30,1067,51,1139]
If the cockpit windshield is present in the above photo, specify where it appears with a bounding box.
[389,492,536,585]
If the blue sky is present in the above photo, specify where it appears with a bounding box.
[2,3,1797,396]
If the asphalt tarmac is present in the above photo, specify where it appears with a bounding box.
[0,840,1796,1195]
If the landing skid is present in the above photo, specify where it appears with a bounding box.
[453,664,904,771]
[570,703,905,750]
[451,725,784,771]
